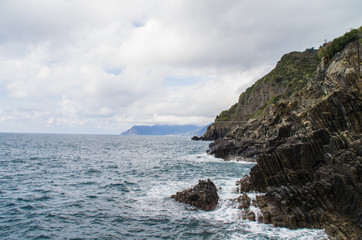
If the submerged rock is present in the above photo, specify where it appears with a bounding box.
[171,179,219,211]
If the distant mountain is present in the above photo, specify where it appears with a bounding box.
[121,124,210,136]
[192,124,210,137]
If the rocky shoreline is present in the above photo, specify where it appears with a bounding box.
[196,33,362,239]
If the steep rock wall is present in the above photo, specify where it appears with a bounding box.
[205,35,362,239]
[203,49,319,140]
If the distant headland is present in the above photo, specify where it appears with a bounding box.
[121,124,210,136]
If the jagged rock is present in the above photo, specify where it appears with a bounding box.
[255,195,272,224]
[203,122,239,140]
[235,193,251,210]
[247,211,256,221]
[171,179,219,211]
[204,49,320,139]
[207,139,241,159]
[237,175,252,193]
[241,209,256,221]
[204,34,362,239]
[234,193,259,222]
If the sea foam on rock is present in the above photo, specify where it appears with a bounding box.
[171,179,219,211]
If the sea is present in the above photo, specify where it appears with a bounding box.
[0,133,328,239]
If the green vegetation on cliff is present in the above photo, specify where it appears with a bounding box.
[216,103,238,121]
[318,27,362,62]
[216,48,319,122]
[206,29,362,240]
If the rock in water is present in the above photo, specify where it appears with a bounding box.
[191,136,203,141]
[171,179,219,211]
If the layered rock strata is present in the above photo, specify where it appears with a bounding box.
[205,37,362,239]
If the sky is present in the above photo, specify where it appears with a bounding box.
[0,0,361,134]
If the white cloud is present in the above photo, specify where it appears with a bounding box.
[0,0,361,134]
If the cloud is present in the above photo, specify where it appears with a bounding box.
[0,0,361,133]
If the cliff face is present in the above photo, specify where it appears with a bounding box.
[203,49,319,140]
[234,49,319,121]
[204,28,362,239]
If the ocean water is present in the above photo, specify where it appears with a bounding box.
[0,133,328,239]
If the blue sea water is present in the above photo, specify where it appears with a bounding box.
[0,133,328,239]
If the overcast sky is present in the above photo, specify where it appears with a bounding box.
[0,0,361,134]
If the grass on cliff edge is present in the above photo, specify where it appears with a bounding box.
[318,26,362,63]
[216,48,319,122]
[216,27,362,123]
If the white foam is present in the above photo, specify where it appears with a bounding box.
[226,157,257,164]
[218,185,329,239]
[228,222,329,239]
[178,178,329,239]
[137,157,329,239]
[193,178,244,223]
[185,152,225,163]
[185,153,257,166]
[245,192,263,201]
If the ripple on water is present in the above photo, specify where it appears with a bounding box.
[0,134,328,239]
[104,182,129,192]
[85,168,101,174]
[87,195,98,199]
[34,195,51,201]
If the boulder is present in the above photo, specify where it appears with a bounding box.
[171,179,219,211]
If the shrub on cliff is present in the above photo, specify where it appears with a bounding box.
[216,103,238,121]
[215,49,319,122]
[318,27,361,61]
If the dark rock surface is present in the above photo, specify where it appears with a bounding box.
[171,179,219,211]
[246,83,362,238]
[236,175,252,193]
[204,36,362,239]
[233,193,256,221]
[191,136,203,141]
[235,193,251,210]
[203,122,240,140]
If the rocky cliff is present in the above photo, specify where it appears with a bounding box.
[203,48,319,140]
[203,28,362,239]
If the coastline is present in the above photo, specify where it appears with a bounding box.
[202,35,362,239]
